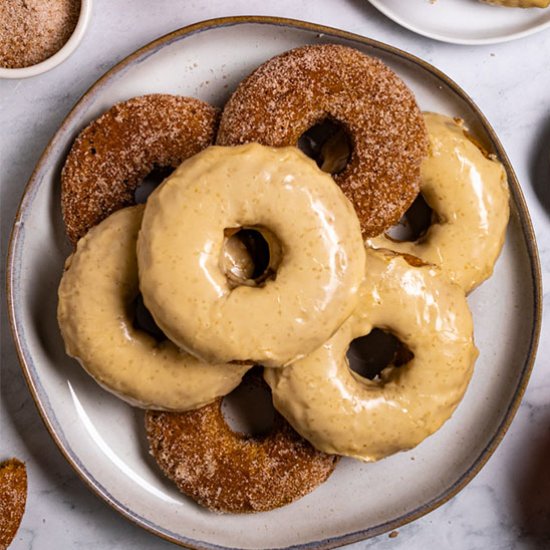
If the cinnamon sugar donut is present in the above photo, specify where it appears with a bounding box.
[0,458,27,549]
[61,94,218,245]
[145,378,338,513]
[217,44,428,238]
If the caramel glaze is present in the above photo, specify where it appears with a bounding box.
[57,206,250,411]
[368,112,509,294]
[265,248,478,462]
[137,144,365,368]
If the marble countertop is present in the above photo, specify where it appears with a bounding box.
[1,1,549,549]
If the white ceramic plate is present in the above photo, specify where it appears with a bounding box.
[368,0,550,45]
[8,17,541,549]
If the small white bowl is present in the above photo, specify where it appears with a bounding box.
[0,0,92,79]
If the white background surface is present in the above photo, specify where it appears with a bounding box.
[1,1,549,549]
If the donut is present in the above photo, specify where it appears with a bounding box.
[481,0,549,7]
[145,376,338,513]
[137,143,365,368]
[368,113,509,293]
[0,458,27,549]
[61,94,219,245]
[265,248,478,462]
[57,205,250,410]
[216,44,429,238]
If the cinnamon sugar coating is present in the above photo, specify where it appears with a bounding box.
[0,458,27,549]
[61,94,219,244]
[0,0,80,69]
[217,44,428,237]
[145,399,338,513]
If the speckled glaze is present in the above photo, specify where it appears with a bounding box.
[368,112,510,294]
[6,17,541,550]
[137,144,365,368]
[57,206,251,411]
[265,248,478,461]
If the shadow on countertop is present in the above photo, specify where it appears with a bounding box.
[530,117,550,217]
[513,410,550,548]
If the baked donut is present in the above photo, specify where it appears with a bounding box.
[265,248,478,462]
[61,94,219,245]
[0,458,27,549]
[137,143,365,368]
[58,206,250,410]
[217,44,429,238]
[368,113,509,293]
[145,377,338,513]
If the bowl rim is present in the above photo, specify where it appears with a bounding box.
[6,15,543,550]
[0,0,93,79]
[367,0,550,45]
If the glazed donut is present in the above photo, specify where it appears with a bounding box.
[145,378,338,513]
[265,248,478,462]
[61,94,219,245]
[57,206,250,411]
[216,44,429,238]
[368,113,509,293]
[137,143,365,368]
[0,458,27,549]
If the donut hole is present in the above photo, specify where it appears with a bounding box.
[347,328,414,382]
[131,294,167,342]
[385,193,436,242]
[221,371,276,437]
[297,119,351,175]
[134,165,175,203]
[222,226,282,289]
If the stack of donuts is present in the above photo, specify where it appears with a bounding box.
[57,44,510,513]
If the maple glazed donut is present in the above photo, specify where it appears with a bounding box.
[265,248,478,462]
[217,44,429,238]
[58,206,250,410]
[137,143,365,368]
[145,389,338,513]
[368,113,509,293]
[61,94,219,245]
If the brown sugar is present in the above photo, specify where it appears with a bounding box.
[0,0,81,69]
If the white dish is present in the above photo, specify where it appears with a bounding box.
[7,16,541,549]
[0,0,93,79]
[368,0,550,45]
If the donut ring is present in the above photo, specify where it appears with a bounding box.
[57,206,250,410]
[0,458,27,549]
[217,44,429,238]
[145,378,338,513]
[137,143,365,368]
[265,248,478,462]
[61,94,219,245]
[368,113,509,293]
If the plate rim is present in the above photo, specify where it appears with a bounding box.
[367,0,550,45]
[6,15,543,550]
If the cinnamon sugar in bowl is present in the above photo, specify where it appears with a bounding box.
[0,0,92,79]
